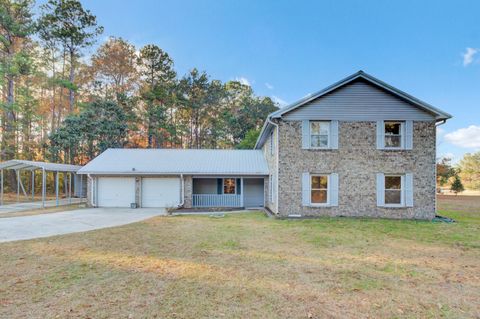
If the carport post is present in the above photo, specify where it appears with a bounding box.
[41,168,46,208]
[31,170,35,201]
[16,170,20,203]
[79,174,83,199]
[64,172,67,202]
[68,172,72,204]
[55,171,59,206]
[1,169,3,205]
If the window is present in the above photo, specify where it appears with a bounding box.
[310,121,330,148]
[223,178,236,194]
[384,121,403,148]
[311,175,328,204]
[384,175,403,205]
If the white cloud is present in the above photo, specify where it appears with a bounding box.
[265,82,274,90]
[462,47,478,66]
[444,125,480,149]
[436,126,445,137]
[272,95,288,107]
[234,77,251,86]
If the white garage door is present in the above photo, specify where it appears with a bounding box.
[141,177,181,208]
[97,177,135,207]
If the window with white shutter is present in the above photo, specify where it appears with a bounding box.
[377,173,413,208]
[377,120,413,150]
[302,172,338,207]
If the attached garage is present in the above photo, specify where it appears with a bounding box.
[141,177,181,208]
[97,177,135,207]
[78,149,270,209]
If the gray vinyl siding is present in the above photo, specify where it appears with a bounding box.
[192,178,217,194]
[283,80,435,121]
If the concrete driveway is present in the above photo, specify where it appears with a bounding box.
[0,208,166,243]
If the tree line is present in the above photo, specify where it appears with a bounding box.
[0,0,278,166]
[437,151,480,193]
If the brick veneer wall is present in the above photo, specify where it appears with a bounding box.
[277,120,436,219]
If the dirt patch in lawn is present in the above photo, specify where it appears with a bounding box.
[0,197,478,318]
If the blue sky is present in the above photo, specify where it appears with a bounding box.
[80,0,479,162]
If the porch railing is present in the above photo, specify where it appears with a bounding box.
[192,194,242,207]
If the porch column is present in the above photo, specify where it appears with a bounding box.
[240,178,244,207]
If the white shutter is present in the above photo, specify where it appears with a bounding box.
[376,121,384,149]
[376,173,385,207]
[405,120,413,150]
[330,120,339,149]
[329,173,339,206]
[405,173,413,207]
[302,172,310,206]
[302,120,310,149]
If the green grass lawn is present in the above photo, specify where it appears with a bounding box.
[0,196,479,318]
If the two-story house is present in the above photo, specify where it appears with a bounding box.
[78,71,451,220]
[255,71,451,219]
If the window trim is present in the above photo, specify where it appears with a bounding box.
[310,174,330,206]
[222,178,236,195]
[383,121,405,150]
[310,121,330,149]
[384,174,405,207]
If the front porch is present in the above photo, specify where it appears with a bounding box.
[191,177,264,208]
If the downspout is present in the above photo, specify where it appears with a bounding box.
[87,174,95,207]
[178,174,184,207]
[267,116,280,214]
[434,119,447,217]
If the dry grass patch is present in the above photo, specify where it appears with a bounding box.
[0,193,58,205]
[0,204,86,218]
[0,197,479,318]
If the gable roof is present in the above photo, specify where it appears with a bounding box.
[77,149,269,175]
[255,70,452,149]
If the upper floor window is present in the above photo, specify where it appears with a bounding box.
[310,121,330,148]
[384,121,404,149]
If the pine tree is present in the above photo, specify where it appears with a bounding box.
[450,175,464,195]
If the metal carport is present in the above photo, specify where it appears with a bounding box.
[0,160,84,208]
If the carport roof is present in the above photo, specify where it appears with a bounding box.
[77,149,270,175]
[0,160,82,172]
